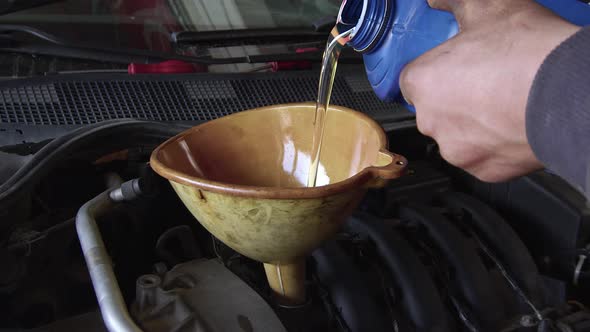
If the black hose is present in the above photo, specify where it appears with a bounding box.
[0,120,187,197]
[345,215,454,332]
[439,192,546,307]
[0,119,189,227]
[399,204,507,332]
[0,151,31,183]
[312,240,393,332]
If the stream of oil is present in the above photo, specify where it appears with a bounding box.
[306,27,354,187]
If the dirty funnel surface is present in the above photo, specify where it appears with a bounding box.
[150,103,405,304]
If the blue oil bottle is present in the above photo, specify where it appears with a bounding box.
[337,0,590,106]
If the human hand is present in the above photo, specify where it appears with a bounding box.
[400,0,580,182]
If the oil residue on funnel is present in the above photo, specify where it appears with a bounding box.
[307,27,353,188]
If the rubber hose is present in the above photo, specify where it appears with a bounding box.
[0,119,188,207]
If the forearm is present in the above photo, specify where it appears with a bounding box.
[526,26,590,197]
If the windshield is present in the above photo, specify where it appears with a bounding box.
[0,0,341,52]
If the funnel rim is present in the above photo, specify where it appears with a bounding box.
[149,102,399,199]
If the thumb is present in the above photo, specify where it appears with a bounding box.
[399,59,423,107]
[427,0,465,13]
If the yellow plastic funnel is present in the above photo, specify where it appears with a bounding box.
[150,103,406,304]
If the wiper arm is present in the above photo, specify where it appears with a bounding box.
[0,24,228,65]
[0,24,72,45]
[0,0,62,15]
[1,42,182,65]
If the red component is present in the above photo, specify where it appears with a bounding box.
[269,47,319,72]
[295,47,320,54]
[128,60,206,74]
[270,61,312,72]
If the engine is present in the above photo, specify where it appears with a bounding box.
[1,118,589,332]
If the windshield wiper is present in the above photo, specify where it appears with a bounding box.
[172,28,329,45]
[171,15,338,45]
[0,24,361,66]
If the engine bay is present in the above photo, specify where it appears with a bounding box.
[0,67,589,332]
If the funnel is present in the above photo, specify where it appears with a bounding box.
[150,103,406,304]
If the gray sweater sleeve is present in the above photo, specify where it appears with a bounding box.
[526,26,590,197]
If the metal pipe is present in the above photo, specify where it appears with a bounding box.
[76,189,143,332]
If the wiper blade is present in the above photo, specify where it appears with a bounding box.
[0,24,72,45]
[172,28,329,45]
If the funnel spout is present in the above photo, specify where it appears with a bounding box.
[264,259,307,305]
